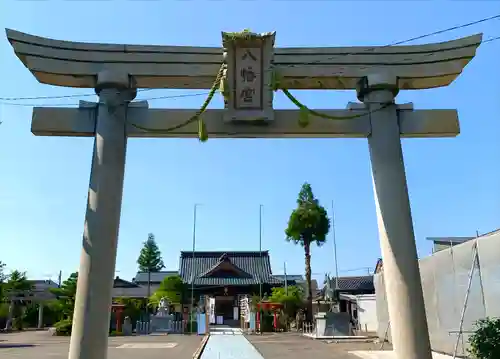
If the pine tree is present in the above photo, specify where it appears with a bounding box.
[50,272,78,319]
[137,233,165,272]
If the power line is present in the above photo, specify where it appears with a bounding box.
[384,14,499,46]
[481,34,500,44]
[0,88,154,101]
[0,91,210,107]
[0,14,497,104]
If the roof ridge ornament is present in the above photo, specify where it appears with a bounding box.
[218,252,230,262]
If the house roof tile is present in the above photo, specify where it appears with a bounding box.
[273,274,304,281]
[133,271,178,284]
[330,276,374,291]
[112,284,159,298]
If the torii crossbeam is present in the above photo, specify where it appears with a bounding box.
[6,28,481,359]
[32,104,460,138]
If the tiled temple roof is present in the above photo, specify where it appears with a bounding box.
[179,251,283,286]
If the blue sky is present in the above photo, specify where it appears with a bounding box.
[0,1,499,285]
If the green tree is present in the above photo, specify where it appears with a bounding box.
[137,233,165,272]
[285,182,330,322]
[268,285,304,324]
[113,297,148,325]
[0,261,6,282]
[0,261,6,300]
[4,270,31,293]
[50,272,78,320]
[4,270,33,330]
[149,275,186,308]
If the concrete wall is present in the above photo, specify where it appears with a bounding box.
[357,295,378,332]
[375,229,500,357]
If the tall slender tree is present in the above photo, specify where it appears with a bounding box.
[137,233,165,272]
[285,182,330,322]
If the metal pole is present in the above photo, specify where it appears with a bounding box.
[147,268,151,298]
[190,204,198,333]
[284,261,288,331]
[452,242,478,359]
[284,262,288,296]
[147,267,151,317]
[259,204,263,300]
[259,204,263,332]
[331,200,339,291]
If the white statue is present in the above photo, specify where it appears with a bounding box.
[157,297,170,316]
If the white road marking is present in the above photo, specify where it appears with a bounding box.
[116,343,178,349]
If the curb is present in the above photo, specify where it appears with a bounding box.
[193,334,210,359]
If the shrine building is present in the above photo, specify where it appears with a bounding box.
[112,250,308,324]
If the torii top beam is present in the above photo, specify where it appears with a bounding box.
[6,29,481,90]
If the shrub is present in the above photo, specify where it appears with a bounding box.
[22,302,63,328]
[185,320,198,333]
[12,316,24,330]
[260,311,275,332]
[468,317,500,359]
[54,319,73,336]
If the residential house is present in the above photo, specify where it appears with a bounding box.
[426,236,475,253]
[272,274,319,297]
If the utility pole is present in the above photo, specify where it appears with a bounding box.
[57,270,62,287]
[259,204,263,332]
[284,262,288,295]
[331,200,339,291]
[147,267,151,298]
[144,233,152,317]
[190,204,199,334]
[259,204,263,300]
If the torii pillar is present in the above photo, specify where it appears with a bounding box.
[358,74,432,359]
[68,71,136,359]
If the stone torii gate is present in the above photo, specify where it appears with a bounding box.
[6,29,481,359]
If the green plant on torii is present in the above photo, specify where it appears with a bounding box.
[129,65,224,142]
[137,233,165,272]
[285,182,330,322]
[128,29,370,142]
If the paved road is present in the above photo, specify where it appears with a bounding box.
[0,331,203,359]
[202,329,263,359]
